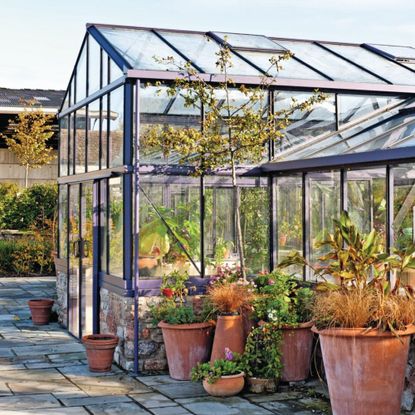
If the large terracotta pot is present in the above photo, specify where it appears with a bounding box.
[82,334,119,372]
[210,315,245,362]
[28,299,54,325]
[314,325,415,415]
[281,321,314,382]
[203,372,245,397]
[158,321,214,380]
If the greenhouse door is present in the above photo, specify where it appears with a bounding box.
[68,182,94,338]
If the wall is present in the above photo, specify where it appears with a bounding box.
[0,148,58,187]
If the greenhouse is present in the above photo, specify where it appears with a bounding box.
[56,23,415,371]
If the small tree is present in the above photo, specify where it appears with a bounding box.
[144,45,326,278]
[1,100,55,187]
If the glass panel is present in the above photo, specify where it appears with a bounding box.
[59,116,69,177]
[101,95,108,169]
[204,176,268,275]
[277,40,384,83]
[338,95,402,125]
[109,87,124,168]
[239,50,325,80]
[74,109,86,174]
[68,185,80,337]
[58,185,68,258]
[102,52,109,88]
[140,84,201,165]
[110,59,123,83]
[274,91,336,154]
[347,168,386,247]
[108,177,123,277]
[68,114,74,175]
[276,176,303,276]
[98,27,184,71]
[157,31,259,75]
[88,35,101,96]
[323,43,415,85]
[393,164,415,250]
[62,90,69,111]
[213,32,285,51]
[100,180,108,274]
[70,77,75,108]
[367,44,415,60]
[76,45,87,103]
[139,175,201,277]
[87,100,100,172]
[308,171,341,278]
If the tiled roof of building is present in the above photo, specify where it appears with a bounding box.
[0,88,65,109]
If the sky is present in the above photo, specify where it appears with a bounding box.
[1,0,415,91]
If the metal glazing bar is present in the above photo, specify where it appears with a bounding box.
[302,172,310,281]
[92,180,100,334]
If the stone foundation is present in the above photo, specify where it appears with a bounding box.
[55,270,67,327]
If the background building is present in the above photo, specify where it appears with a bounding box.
[0,88,64,186]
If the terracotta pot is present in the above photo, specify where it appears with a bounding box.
[138,256,158,270]
[314,325,415,415]
[28,299,54,325]
[82,334,119,372]
[158,321,214,380]
[281,321,314,382]
[210,315,245,362]
[203,372,245,397]
[247,377,278,393]
[279,235,287,247]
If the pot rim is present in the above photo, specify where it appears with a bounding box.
[158,321,214,330]
[312,324,415,337]
[280,321,313,330]
[216,314,241,319]
[214,372,245,380]
[82,334,119,345]
[28,299,54,306]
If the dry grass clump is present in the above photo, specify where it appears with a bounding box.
[207,283,253,314]
[312,288,415,331]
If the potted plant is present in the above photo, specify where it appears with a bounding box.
[253,271,315,382]
[150,271,214,381]
[278,221,290,247]
[82,334,119,372]
[207,270,254,362]
[192,348,245,397]
[242,322,282,393]
[281,211,415,415]
[28,298,54,325]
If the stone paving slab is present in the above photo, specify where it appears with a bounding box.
[0,277,333,414]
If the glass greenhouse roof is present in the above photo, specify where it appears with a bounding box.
[91,24,415,87]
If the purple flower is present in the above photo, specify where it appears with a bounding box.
[224,347,234,361]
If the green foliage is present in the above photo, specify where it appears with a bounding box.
[0,184,57,231]
[160,270,195,303]
[252,270,314,325]
[150,300,197,325]
[191,355,243,384]
[242,322,282,379]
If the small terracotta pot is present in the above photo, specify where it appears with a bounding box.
[28,299,54,325]
[138,256,158,270]
[82,334,119,372]
[247,377,278,393]
[281,321,314,382]
[314,325,415,415]
[210,315,245,362]
[203,372,245,397]
[158,321,214,380]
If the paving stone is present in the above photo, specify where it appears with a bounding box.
[149,406,192,415]
[0,368,65,381]
[12,343,85,356]
[244,391,303,403]
[130,392,177,408]
[177,396,273,415]
[152,381,207,399]
[87,401,151,415]
[0,393,60,410]
[260,400,314,414]
[58,363,122,378]
[136,375,184,387]
[60,394,132,407]
[25,360,84,369]
[0,407,90,414]
[8,379,82,395]
[75,374,151,396]
[0,363,25,371]
[0,382,12,396]
[0,349,14,357]
[48,352,87,362]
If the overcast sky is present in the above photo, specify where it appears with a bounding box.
[1,0,415,91]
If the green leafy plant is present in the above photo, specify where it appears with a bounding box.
[279,211,415,332]
[160,270,194,303]
[242,322,282,379]
[252,270,314,326]
[191,349,243,384]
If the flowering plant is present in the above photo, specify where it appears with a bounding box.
[191,348,243,384]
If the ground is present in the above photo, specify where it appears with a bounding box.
[0,277,332,415]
